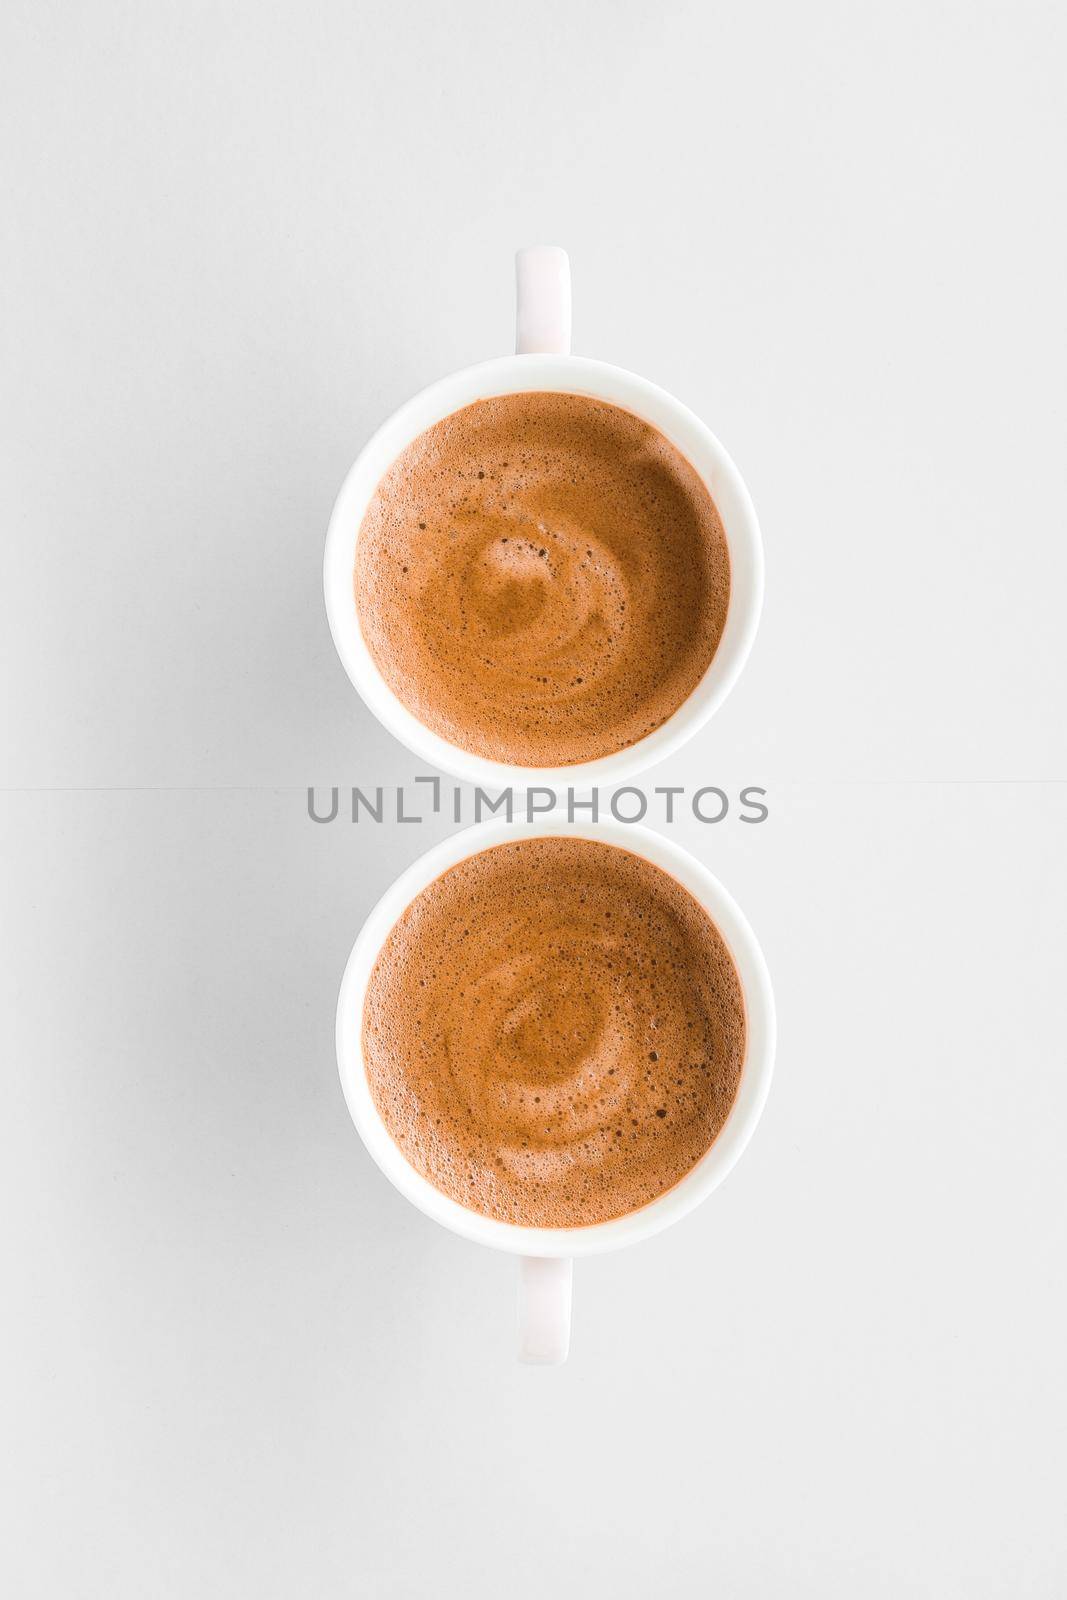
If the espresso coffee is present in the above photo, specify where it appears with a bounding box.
[354,393,730,766]
[362,838,746,1228]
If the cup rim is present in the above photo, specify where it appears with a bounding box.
[336,812,776,1258]
[323,353,764,791]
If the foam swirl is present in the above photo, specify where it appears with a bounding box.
[354,393,731,766]
[362,838,746,1228]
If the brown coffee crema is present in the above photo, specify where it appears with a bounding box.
[354,392,730,766]
[361,838,746,1228]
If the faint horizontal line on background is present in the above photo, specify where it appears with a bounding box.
[0,781,1064,795]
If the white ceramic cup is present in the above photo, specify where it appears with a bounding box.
[336,812,776,1364]
[324,246,764,790]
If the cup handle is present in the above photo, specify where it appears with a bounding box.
[518,1256,573,1365]
[515,246,572,356]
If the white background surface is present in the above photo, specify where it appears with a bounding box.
[2,2,1065,1595]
